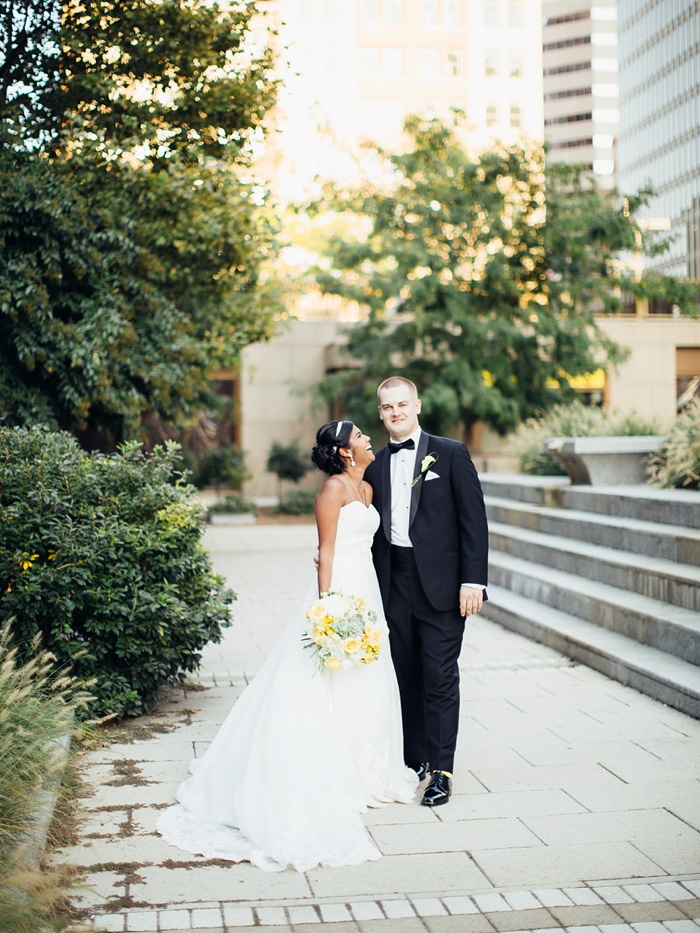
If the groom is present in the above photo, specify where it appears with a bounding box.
[364,376,489,807]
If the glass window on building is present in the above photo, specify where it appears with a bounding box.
[420,48,440,79]
[507,0,523,29]
[486,103,499,126]
[299,0,318,24]
[360,47,381,78]
[325,0,343,21]
[485,51,499,77]
[421,0,439,27]
[383,47,404,78]
[323,45,342,76]
[510,104,522,127]
[443,0,463,27]
[509,52,523,78]
[446,50,463,77]
[384,98,405,131]
[360,97,382,132]
[384,0,403,28]
[484,0,498,28]
[361,0,380,26]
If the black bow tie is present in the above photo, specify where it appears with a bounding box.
[388,439,415,454]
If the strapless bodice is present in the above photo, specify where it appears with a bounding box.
[333,501,380,557]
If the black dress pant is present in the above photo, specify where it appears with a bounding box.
[386,546,465,774]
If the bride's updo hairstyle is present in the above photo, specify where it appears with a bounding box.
[311,420,354,476]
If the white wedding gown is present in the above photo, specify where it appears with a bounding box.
[157,501,417,872]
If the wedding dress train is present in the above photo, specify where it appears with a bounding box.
[157,502,417,872]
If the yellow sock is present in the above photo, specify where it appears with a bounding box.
[435,770,453,778]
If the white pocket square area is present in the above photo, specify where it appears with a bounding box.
[425,470,440,481]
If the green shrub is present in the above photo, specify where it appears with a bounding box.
[208,494,259,516]
[513,401,662,475]
[267,440,311,491]
[275,489,317,516]
[190,444,251,491]
[648,400,700,489]
[0,622,89,931]
[0,426,234,720]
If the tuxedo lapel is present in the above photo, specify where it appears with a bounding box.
[380,447,392,541]
[409,431,430,529]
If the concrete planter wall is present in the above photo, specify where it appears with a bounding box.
[543,435,669,485]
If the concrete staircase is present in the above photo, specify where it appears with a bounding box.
[480,474,700,717]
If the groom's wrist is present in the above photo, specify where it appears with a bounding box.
[461,583,485,590]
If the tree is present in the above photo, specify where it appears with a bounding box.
[267,440,311,496]
[308,116,699,438]
[0,0,282,445]
[0,0,61,145]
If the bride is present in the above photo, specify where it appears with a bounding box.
[157,420,417,872]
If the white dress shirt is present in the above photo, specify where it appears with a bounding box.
[389,428,422,547]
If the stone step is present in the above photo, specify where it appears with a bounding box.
[485,495,700,564]
[481,474,700,529]
[488,521,700,612]
[557,485,700,529]
[488,551,700,665]
[481,585,700,718]
[480,473,570,506]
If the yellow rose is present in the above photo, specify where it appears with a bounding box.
[307,601,326,622]
[325,657,342,670]
[343,637,361,653]
[362,626,381,648]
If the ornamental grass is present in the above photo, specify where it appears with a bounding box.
[513,401,661,476]
[649,399,700,489]
[0,622,89,931]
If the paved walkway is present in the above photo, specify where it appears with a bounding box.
[61,524,700,933]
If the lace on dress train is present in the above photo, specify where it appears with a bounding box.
[157,502,417,872]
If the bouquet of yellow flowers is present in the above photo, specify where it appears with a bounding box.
[303,590,382,671]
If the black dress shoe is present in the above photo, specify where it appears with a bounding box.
[421,771,452,806]
[410,762,430,782]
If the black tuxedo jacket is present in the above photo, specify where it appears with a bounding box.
[366,431,489,613]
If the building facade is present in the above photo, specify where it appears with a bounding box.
[617,0,700,278]
[263,0,544,202]
[541,0,619,190]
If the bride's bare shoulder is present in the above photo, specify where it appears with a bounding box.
[316,475,347,509]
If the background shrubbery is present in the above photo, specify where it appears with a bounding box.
[275,489,317,516]
[0,426,234,720]
[183,443,251,492]
[513,401,662,475]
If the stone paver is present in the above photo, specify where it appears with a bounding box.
[57,523,700,933]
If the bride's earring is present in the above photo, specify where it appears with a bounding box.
[351,458,355,466]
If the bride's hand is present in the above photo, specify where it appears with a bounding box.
[313,547,320,572]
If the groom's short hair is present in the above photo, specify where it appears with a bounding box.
[377,376,418,399]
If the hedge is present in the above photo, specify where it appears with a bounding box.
[0,426,234,719]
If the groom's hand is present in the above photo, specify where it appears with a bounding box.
[460,585,483,618]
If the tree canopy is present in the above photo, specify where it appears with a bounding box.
[309,116,699,438]
[0,0,282,445]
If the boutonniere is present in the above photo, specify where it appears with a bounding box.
[412,453,439,487]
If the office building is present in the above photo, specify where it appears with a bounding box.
[541,0,619,189]
[617,0,700,278]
